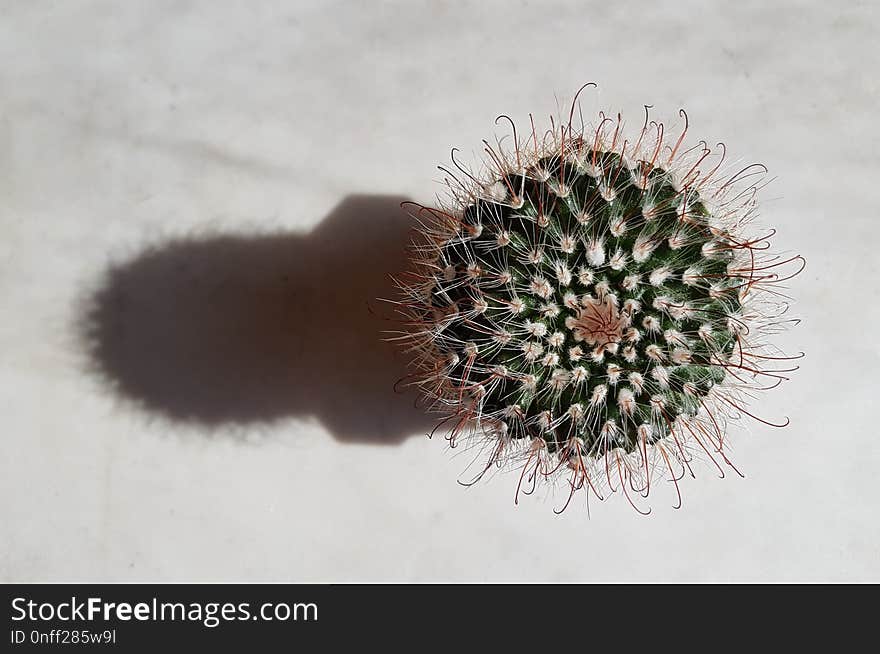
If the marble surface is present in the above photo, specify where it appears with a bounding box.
[1,1,877,581]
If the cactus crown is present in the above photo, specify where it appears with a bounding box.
[394,86,802,512]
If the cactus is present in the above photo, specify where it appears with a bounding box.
[393,85,802,512]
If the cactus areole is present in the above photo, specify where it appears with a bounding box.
[395,85,802,512]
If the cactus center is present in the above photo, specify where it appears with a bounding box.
[569,296,625,351]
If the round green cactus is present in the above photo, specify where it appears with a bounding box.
[395,87,802,512]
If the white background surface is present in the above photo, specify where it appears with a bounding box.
[1,1,877,581]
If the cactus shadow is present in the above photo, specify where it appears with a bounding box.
[80,194,433,444]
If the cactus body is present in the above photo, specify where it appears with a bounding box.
[395,89,801,511]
